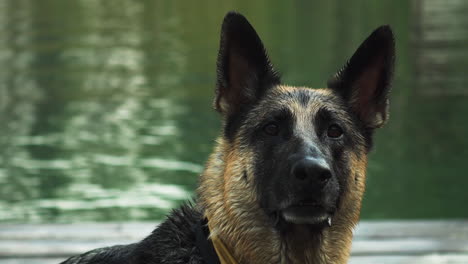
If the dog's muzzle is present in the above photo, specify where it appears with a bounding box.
[278,156,336,226]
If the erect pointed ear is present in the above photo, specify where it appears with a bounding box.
[214,12,280,115]
[328,26,395,129]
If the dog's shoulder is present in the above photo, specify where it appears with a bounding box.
[133,202,206,263]
[60,203,206,264]
[60,244,137,264]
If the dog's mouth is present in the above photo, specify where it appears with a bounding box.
[278,200,334,226]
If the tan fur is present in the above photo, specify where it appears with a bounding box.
[198,85,370,264]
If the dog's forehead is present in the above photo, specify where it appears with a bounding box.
[244,85,349,127]
[265,85,342,115]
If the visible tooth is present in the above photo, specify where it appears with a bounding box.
[327,217,332,227]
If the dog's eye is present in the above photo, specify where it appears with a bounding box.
[327,124,343,139]
[263,122,279,136]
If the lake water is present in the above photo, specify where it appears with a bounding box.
[1,0,467,223]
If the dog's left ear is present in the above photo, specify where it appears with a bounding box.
[328,26,395,129]
[214,12,280,115]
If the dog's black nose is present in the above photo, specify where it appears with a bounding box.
[291,157,331,187]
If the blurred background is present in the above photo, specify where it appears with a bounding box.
[0,0,467,225]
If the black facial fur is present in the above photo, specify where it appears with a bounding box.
[296,89,311,107]
[242,90,362,228]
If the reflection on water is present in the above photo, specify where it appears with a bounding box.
[0,0,201,222]
[0,0,467,223]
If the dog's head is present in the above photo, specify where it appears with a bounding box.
[213,12,394,230]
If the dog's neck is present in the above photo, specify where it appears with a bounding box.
[198,139,361,264]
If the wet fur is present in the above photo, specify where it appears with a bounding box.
[60,11,394,264]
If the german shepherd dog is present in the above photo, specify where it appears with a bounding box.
[61,12,394,264]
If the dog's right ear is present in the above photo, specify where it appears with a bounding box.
[214,12,280,115]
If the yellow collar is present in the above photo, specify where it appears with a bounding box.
[209,226,239,264]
